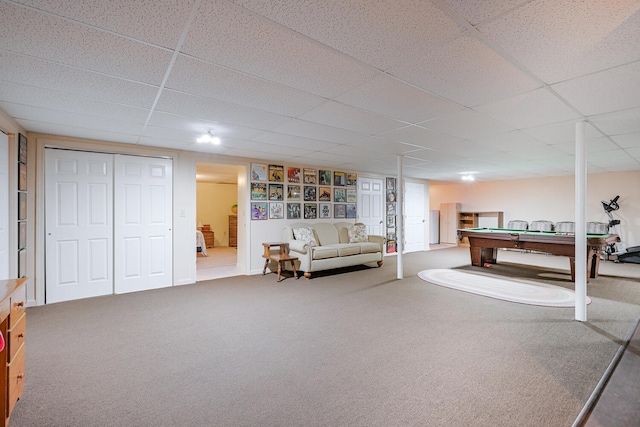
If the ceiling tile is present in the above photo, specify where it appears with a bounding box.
[5,102,144,135]
[17,119,141,144]
[611,132,640,149]
[230,0,464,71]
[270,119,364,144]
[442,0,530,26]
[0,80,148,124]
[251,132,340,151]
[166,55,326,117]
[552,61,640,116]
[299,101,407,135]
[419,109,514,140]
[379,125,464,150]
[588,107,640,136]
[479,0,640,83]
[0,51,159,108]
[11,0,196,48]
[0,2,172,84]
[146,111,263,141]
[336,73,464,123]
[181,0,379,98]
[521,119,604,145]
[155,90,291,131]
[389,35,540,107]
[474,87,582,129]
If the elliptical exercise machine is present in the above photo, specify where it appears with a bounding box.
[601,195,640,264]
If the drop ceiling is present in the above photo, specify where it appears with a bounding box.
[1,0,639,183]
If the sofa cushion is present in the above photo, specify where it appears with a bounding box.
[358,242,381,254]
[348,224,368,243]
[312,246,338,259]
[337,245,361,256]
[293,227,317,246]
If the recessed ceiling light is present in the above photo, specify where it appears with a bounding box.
[197,131,221,145]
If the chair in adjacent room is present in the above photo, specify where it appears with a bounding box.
[529,220,554,232]
[554,221,575,233]
[507,220,528,230]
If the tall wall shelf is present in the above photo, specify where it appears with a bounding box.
[458,211,504,245]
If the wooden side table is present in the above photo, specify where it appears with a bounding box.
[262,242,298,282]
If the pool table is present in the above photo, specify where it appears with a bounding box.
[457,227,620,281]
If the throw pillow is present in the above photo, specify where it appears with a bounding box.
[348,224,368,243]
[293,227,317,246]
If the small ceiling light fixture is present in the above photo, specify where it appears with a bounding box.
[197,131,221,145]
[461,175,475,181]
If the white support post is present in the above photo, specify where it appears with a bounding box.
[575,121,587,322]
[396,155,404,280]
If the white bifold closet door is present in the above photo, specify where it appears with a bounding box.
[45,149,114,303]
[0,132,10,279]
[45,149,172,303]
[114,155,172,294]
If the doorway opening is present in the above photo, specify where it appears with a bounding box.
[196,162,241,281]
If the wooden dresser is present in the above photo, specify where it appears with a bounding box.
[229,215,238,247]
[201,230,214,248]
[0,278,27,427]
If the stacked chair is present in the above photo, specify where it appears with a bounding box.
[554,221,575,233]
[507,220,529,230]
[529,220,554,232]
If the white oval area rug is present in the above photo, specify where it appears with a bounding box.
[417,269,591,307]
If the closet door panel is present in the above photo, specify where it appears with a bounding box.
[114,155,172,294]
[45,149,113,303]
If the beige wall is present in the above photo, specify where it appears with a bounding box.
[430,171,640,248]
[196,182,238,247]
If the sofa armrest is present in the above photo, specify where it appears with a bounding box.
[367,235,386,252]
[289,239,310,254]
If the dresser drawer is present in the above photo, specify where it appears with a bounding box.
[9,287,26,329]
[8,344,25,416]
[9,313,26,362]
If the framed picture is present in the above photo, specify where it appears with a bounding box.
[251,202,268,220]
[268,184,283,200]
[319,203,332,218]
[18,221,26,250]
[334,188,345,203]
[318,186,331,201]
[18,163,27,191]
[303,168,317,184]
[287,185,301,200]
[268,164,284,182]
[387,215,396,228]
[346,189,357,203]
[18,133,27,164]
[386,189,397,203]
[346,203,357,218]
[334,171,346,186]
[347,173,357,187]
[269,202,284,219]
[18,249,26,278]
[304,203,317,219]
[251,182,267,200]
[334,204,346,218]
[287,167,301,183]
[386,177,395,190]
[386,230,396,242]
[387,202,396,215]
[18,191,26,220]
[287,203,301,219]
[386,240,397,254]
[303,185,316,201]
[319,170,331,186]
[251,163,267,181]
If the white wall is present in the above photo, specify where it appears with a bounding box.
[430,171,640,249]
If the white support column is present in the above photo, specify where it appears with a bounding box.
[575,121,587,322]
[396,155,404,280]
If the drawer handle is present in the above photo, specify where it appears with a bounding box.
[15,302,24,307]
[17,374,24,380]
[18,333,24,338]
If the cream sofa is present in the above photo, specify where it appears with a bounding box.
[282,222,385,279]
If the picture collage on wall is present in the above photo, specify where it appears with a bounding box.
[250,163,357,220]
[18,133,27,277]
[385,177,397,254]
